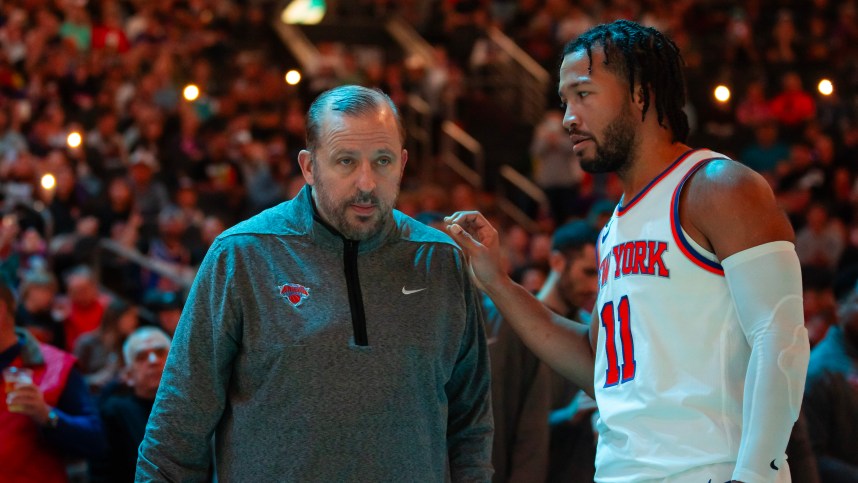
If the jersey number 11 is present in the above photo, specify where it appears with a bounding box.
[600,296,637,387]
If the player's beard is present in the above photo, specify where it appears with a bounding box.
[579,104,639,176]
[313,176,397,241]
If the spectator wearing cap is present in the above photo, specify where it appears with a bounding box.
[143,290,185,337]
[127,149,169,240]
[89,326,171,483]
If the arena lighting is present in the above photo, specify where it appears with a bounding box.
[183,84,201,102]
[41,173,56,190]
[818,79,834,96]
[714,85,731,103]
[285,70,302,85]
[281,0,326,25]
[66,131,82,148]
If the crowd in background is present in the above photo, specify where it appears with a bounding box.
[1,0,857,481]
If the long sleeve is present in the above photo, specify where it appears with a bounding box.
[446,274,494,482]
[136,239,241,482]
[43,368,106,458]
[722,243,810,483]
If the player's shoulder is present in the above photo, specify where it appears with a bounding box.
[684,156,774,210]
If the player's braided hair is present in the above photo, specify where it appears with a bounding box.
[562,20,690,143]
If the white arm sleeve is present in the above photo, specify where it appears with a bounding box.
[722,241,810,483]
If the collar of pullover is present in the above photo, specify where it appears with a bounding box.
[296,184,398,254]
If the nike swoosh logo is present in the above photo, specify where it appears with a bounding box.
[601,218,613,243]
[402,287,427,295]
[770,459,779,471]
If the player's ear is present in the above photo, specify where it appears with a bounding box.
[633,84,646,112]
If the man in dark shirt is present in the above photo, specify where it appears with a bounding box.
[90,326,171,483]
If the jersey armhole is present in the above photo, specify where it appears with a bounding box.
[670,159,727,276]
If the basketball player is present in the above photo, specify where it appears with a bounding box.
[446,20,809,483]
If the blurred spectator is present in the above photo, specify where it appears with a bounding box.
[142,290,185,337]
[15,269,64,348]
[795,202,846,271]
[91,175,135,239]
[59,4,92,53]
[127,149,169,239]
[769,71,816,136]
[803,292,858,480]
[515,262,549,294]
[802,266,837,348]
[483,285,551,483]
[61,265,108,351]
[1,280,105,483]
[85,110,128,181]
[74,299,140,394]
[763,10,801,81]
[537,221,599,483]
[191,215,226,267]
[89,326,171,483]
[0,211,21,289]
[739,120,789,176]
[0,107,27,160]
[90,3,130,54]
[46,158,92,237]
[735,80,773,129]
[142,206,191,293]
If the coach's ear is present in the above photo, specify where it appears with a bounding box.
[298,150,315,186]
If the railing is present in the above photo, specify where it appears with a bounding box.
[96,239,196,290]
[405,94,434,181]
[271,19,320,70]
[385,16,436,69]
[483,26,550,126]
[497,165,548,234]
[440,121,484,189]
[438,122,547,233]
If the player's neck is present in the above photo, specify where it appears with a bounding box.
[619,140,691,203]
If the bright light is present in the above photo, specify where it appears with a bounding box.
[66,132,82,148]
[818,79,833,96]
[285,70,302,85]
[183,84,200,102]
[281,0,326,25]
[41,173,56,190]
[714,85,731,103]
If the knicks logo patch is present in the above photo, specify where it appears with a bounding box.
[278,282,310,307]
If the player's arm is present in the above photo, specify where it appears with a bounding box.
[683,160,810,483]
[445,212,596,397]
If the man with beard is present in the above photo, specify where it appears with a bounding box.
[446,20,809,483]
[483,220,599,483]
[136,85,493,482]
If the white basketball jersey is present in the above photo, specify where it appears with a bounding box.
[593,149,750,482]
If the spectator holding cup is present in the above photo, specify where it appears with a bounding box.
[0,281,104,483]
